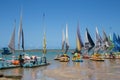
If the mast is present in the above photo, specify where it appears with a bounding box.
[43,32,47,56]
[42,13,47,56]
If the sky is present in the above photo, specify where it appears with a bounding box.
[0,0,120,49]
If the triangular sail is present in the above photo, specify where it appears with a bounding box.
[102,30,112,51]
[18,11,23,50]
[84,30,89,49]
[86,28,95,52]
[95,27,102,48]
[76,25,84,52]
[62,29,65,52]
[65,24,69,53]
[103,30,108,42]
[94,27,102,52]
[8,20,16,53]
[112,33,120,52]
[107,34,114,51]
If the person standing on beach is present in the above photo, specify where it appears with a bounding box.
[19,54,24,67]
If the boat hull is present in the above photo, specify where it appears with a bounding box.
[54,58,60,60]
[23,63,50,68]
[72,59,83,62]
[90,58,104,61]
[0,65,20,70]
[59,57,70,62]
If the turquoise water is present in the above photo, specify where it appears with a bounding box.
[0,51,120,80]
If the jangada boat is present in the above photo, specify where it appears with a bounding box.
[82,54,90,59]
[59,57,70,62]
[83,28,95,59]
[89,58,104,61]
[23,57,50,68]
[72,53,83,62]
[72,23,84,62]
[23,29,50,68]
[59,54,70,62]
[72,56,83,62]
[59,24,70,62]
[72,59,83,62]
[0,21,21,70]
[90,53,104,61]
[54,54,61,60]
[54,29,65,60]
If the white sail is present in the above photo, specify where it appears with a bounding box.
[65,24,69,53]
[66,24,69,47]
[8,20,16,53]
[62,29,65,51]
[95,27,102,47]
[18,12,22,49]
[85,30,89,43]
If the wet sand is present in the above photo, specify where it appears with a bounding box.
[44,60,120,80]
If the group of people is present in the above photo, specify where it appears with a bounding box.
[18,54,47,67]
[72,52,82,61]
[18,54,38,67]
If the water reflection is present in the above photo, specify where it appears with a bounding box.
[22,66,48,80]
[60,62,69,69]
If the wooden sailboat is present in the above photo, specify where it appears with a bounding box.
[0,20,20,70]
[101,29,113,59]
[23,31,50,68]
[41,32,47,62]
[12,11,25,66]
[72,23,84,62]
[89,28,104,61]
[60,24,70,62]
[1,21,16,55]
[40,13,49,64]
[105,33,120,59]
[17,11,31,61]
[83,28,95,59]
[23,13,50,68]
[102,29,110,50]
[54,29,65,60]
